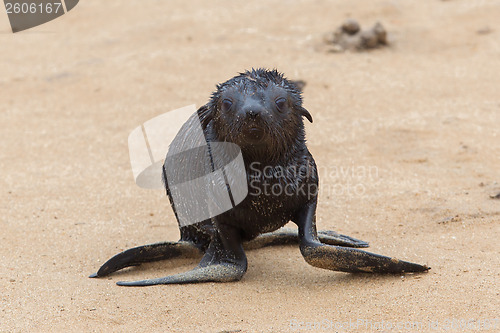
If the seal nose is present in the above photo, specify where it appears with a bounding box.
[242,102,265,120]
[247,109,259,119]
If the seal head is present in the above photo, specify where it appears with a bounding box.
[204,69,312,161]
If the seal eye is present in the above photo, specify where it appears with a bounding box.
[275,97,286,111]
[221,99,233,112]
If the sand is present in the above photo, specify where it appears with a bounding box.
[1,0,499,332]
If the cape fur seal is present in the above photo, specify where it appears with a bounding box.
[90,68,429,286]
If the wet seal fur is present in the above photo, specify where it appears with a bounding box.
[90,69,429,286]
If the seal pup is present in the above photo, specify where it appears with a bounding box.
[90,69,429,286]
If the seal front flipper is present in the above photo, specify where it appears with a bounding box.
[300,244,430,273]
[116,263,246,286]
[89,241,202,278]
[116,222,248,286]
[293,198,430,274]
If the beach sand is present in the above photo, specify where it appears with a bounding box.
[1,0,499,331]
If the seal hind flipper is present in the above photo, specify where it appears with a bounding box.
[243,228,369,250]
[89,241,202,278]
[317,230,369,248]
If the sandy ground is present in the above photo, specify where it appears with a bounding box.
[1,0,499,332]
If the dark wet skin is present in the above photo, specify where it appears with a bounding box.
[90,69,429,286]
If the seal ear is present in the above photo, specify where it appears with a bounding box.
[297,106,313,123]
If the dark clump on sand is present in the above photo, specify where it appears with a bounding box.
[324,19,388,52]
